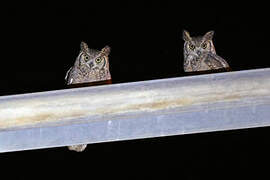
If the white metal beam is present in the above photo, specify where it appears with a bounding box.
[0,68,270,153]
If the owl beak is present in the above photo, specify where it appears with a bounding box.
[88,62,94,68]
[196,51,201,56]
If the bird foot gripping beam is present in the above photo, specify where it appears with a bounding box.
[0,68,270,153]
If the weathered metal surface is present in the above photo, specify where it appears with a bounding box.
[0,68,270,153]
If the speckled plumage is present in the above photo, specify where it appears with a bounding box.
[183,30,230,72]
[65,42,111,85]
[65,42,112,152]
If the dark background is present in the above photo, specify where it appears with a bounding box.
[0,2,270,179]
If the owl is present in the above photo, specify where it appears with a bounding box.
[183,30,230,72]
[65,42,111,85]
[65,42,112,152]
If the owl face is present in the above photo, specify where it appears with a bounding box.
[183,30,216,58]
[67,42,112,83]
[78,42,110,72]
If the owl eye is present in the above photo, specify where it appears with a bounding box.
[84,55,89,60]
[95,57,102,64]
[201,42,207,49]
[189,44,195,50]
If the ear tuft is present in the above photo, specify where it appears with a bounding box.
[183,30,192,41]
[80,41,89,52]
[101,46,111,56]
[203,31,215,40]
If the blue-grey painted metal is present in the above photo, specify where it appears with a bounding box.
[0,68,270,153]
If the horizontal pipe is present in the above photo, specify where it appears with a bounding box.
[0,68,270,153]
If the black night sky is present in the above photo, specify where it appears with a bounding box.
[0,2,270,179]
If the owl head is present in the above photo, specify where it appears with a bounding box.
[183,30,216,58]
[75,42,111,73]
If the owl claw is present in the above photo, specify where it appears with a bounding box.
[68,144,87,152]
